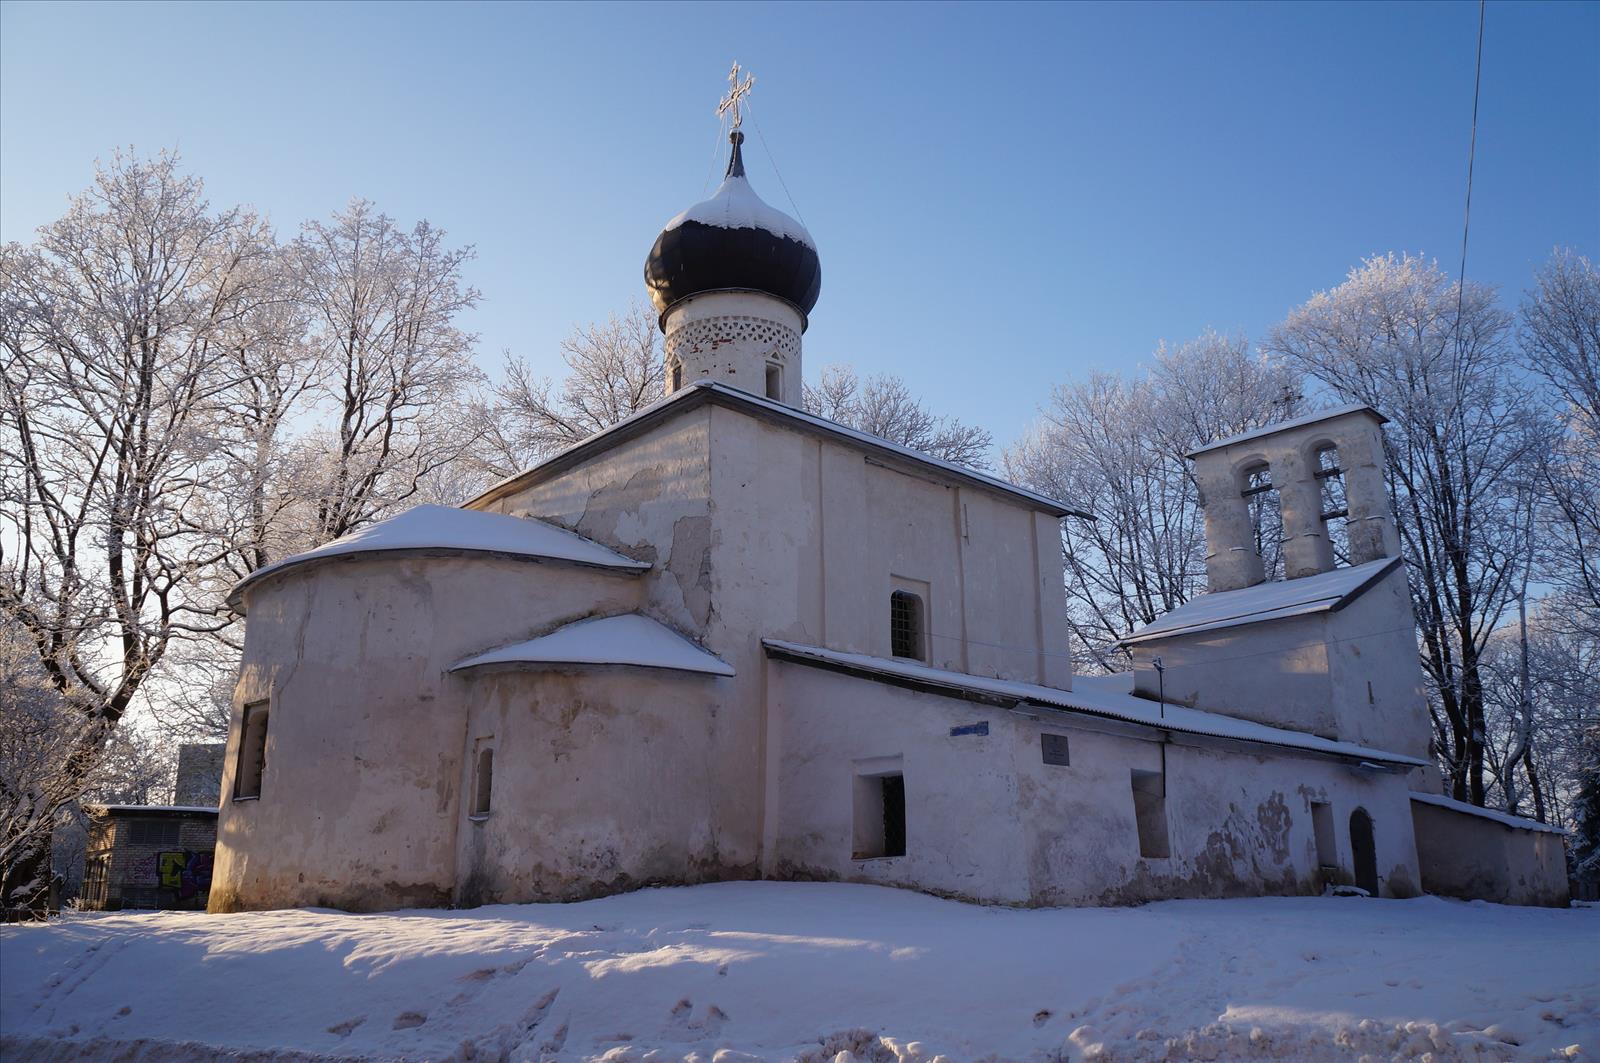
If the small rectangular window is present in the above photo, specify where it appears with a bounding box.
[127,820,181,847]
[234,702,270,800]
[853,766,907,859]
[765,362,782,400]
[670,361,683,391]
[1311,801,1336,868]
[890,590,925,661]
[1131,769,1170,859]
[472,747,494,818]
[1041,732,1071,766]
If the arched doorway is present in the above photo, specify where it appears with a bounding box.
[1349,808,1378,895]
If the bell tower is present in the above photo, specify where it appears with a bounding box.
[1187,405,1400,592]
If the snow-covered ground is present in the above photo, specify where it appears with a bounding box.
[1,882,1595,1062]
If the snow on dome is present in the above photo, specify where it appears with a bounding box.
[452,614,735,677]
[662,173,815,250]
[227,505,648,611]
[645,131,821,323]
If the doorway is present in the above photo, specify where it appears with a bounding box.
[1349,808,1378,895]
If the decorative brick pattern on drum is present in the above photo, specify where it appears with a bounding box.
[666,314,799,362]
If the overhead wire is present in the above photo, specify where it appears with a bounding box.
[701,110,729,196]
[743,100,808,228]
[1451,0,1487,360]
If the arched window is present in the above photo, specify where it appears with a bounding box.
[890,590,925,661]
[1240,462,1284,580]
[1314,445,1351,566]
[471,748,494,817]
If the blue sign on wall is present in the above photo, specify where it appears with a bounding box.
[949,721,990,737]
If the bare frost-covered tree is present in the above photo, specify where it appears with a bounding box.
[290,200,485,542]
[1521,248,1600,640]
[1004,332,1299,671]
[486,301,663,474]
[0,153,273,905]
[1479,608,1598,825]
[1267,253,1551,805]
[806,364,993,469]
[2,157,494,893]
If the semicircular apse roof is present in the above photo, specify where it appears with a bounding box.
[227,505,649,612]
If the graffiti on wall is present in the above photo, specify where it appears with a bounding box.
[130,853,159,886]
[158,850,214,901]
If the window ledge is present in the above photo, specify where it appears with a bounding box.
[851,854,905,863]
[232,795,260,803]
[468,813,491,823]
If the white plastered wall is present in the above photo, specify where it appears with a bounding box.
[451,667,734,905]
[212,555,641,912]
[767,661,1422,906]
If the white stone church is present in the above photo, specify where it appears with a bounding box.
[210,111,1567,914]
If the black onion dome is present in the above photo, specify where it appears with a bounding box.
[645,131,821,330]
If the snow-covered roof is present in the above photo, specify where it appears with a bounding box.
[762,639,1426,767]
[89,805,219,815]
[1120,557,1400,646]
[453,614,735,677]
[1187,403,1384,458]
[663,173,816,250]
[1410,792,1567,835]
[470,380,1090,520]
[228,506,649,611]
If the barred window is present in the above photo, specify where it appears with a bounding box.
[890,591,925,661]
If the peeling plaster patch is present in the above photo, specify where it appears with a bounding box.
[578,465,672,556]
[1385,863,1419,898]
[1257,792,1293,862]
[668,515,715,629]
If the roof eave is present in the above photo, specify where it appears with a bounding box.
[468,381,1092,520]
[761,639,1423,768]
[1118,556,1404,647]
[1186,404,1389,459]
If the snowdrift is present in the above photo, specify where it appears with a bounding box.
[1,882,1595,1062]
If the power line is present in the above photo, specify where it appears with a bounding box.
[743,101,808,228]
[1451,0,1487,358]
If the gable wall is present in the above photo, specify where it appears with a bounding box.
[704,405,1072,687]
[1131,614,1338,736]
[480,407,715,638]
[1324,566,1432,767]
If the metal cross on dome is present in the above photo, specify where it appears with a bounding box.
[717,62,755,130]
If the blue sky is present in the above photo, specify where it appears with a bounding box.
[3,0,1596,449]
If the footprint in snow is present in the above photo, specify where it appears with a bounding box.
[327,1016,365,1037]
[392,1011,428,1030]
[1033,1009,1053,1028]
